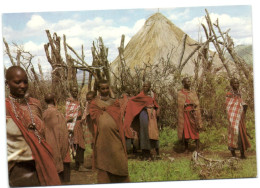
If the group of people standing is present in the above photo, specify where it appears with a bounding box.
[5,65,251,186]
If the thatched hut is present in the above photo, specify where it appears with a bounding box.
[111,12,223,76]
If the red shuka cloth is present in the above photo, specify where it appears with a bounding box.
[239,113,251,151]
[182,90,199,140]
[89,99,127,168]
[6,99,61,186]
[124,91,159,138]
[183,99,199,140]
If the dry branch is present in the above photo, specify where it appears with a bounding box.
[204,9,232,78]
[3,38,16,66]
[177,34,187,69]
[179,37,212,73]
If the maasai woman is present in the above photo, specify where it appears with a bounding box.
[5,66,61,186]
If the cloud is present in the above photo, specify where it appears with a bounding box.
[180,13,252,45]
[26,15,47,29]
[169,8,190,20]
[66,37,85,48]
[3,13,146,64]
[133,19,146,33]
[24,41,45,53]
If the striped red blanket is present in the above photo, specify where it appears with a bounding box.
[66,98,80,131]
[225,91,244,148]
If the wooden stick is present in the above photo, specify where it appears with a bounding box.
[8,148,27,162]
[177,34,187,69]
[3,38,16,66]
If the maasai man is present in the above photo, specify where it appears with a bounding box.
[89,80,129,183]
[43,94,69,180]
[226,78,251,159]
[66,86,88,171]
[5,66,61,186]
[177,77,202,152]
[124,81,160,159]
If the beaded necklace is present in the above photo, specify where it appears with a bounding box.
[9,96,42,143]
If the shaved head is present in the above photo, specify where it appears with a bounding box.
[45,93,55,104]
[6,66,27,81]
[6,66,28,98]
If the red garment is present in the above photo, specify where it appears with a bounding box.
[89,99,126,151]
[183,99,199,139]
[119,94,130,118]
[73,120,85,149]
[124,91,159,138]
[28,97,43,119]
[6,98,61,186]
[63,150,71,163]
[239,113,251,151]
[89,99,127,170]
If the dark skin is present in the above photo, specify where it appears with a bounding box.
[182,78,191,91]
[71,86,78,99]
[143,82,151,95]
[99,83,110,101]
[6,68,28,99]
[231,78,239,93]
[230,79,247,112]
[86,93,95,103]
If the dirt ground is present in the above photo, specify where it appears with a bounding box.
[62,168,97,185]
[62,154,97,185]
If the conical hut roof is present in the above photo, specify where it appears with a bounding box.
[111,12,222,75]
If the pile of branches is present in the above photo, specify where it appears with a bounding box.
[191,151,238,179]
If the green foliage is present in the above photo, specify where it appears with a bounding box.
[159,126,178,149]
[245,110,256,152]
[199,126,228,151]
[128,158,200,182]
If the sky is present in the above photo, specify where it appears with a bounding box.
[1,1,260,188]
[1,4,253,75]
